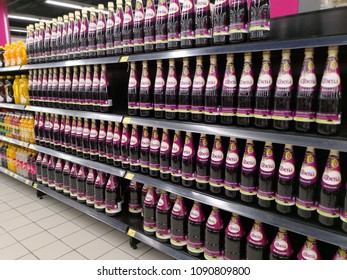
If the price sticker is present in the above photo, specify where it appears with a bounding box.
[33,183,38,189]
[127,228,136,237]
[120,56,129,63]
[25,179,30,185]
[125,172,134,180]
[123,117,131,124]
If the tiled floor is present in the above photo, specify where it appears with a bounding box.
[0,173,174,260]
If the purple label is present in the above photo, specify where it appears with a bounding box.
[259,143,275,177]
[225,215,245,239]
[241,141,257,173]
[140,64,152,109]
[160,129,171,156]
[221,60,237,116]
[150,128,161,152]
[299,149,317,185]
[206,208,223,230]
[165,64,179,111]
[197,135,210,163]
[188,202,205,223]
[247,222,267,247]
[140,127,150,167]
[278,146,295,180]
[144,0,156,44]
[321,153,341,191]
[172,197,187,217]
[297,239,321,260]
[171,130,182,177]
[128,64,139,109]
[270,230,293,257]
[182,133,195,160]
[224,139,240,190]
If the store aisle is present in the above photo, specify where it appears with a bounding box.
[0,173,174,260]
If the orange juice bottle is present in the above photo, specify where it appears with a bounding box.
[3,44,10,67]
[28,114,35,143]
[17,41,27,66]
[13,75,20,104]
[10,43,16,66]
[19,75,29,105]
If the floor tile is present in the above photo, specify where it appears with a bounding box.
[101,229,129,247]
[36,214,68,230]
[1,215,31,231]
[0,209,21,223]
[0,233,17,250]
[85,221,114,236]
[59,208,84,220]
[10,223,44,241]
[61,229,96,249]
[21,231,58,251]
[25,207,56,222]
[15,201,44,215]
[0,203,11,213]
[0,192,26,202]
[57,250,87,260]
[17,253,39,260]
[38,196,60,207]
[138,248,175,260]
[97,248,135,260]
[0,187,19,196]
[71,215,98,228]
[0,243,29,260]
[118,240,152,258]
[0,227,5,235]
[47,221,81,239]
[76,238,114,259]
[6,196,34,208]
[48,202,71,213]
[33,240,72,260]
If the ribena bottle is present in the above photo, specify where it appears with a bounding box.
[89,119,99,161]
[196,134,210,191]
[105,175,123,216]
[229,0,248,43]
[143,186,157,235]
[154,60,166,118]
[342,183,347,233]
[86,168,97,207]
[57,67,65,109]
[270,228,293,260]
[82,118,91,159]
[204,55,220,124]
[121,123,131,169]
[35,152,43,184]
[75,117,83,157]
[210,135,225,194]
[213,0,229,45]
[144,0,156,52]
[79,9,89,59]
[60,15,69,61]
[182,132,195,187]
[133,0,145,53]
[178,58,192,121]
[99,64,112,113]
[114,0,124,55]
[128,181,142,214]
[170,196,187,249]
[84,65,93,111]
[180,0,195,48]
[94,171,108,211]
[224,213,245,260]
[191,57,205,122]
[71,66,79,110]
[167,0,181,49]
[64,116,72,153]
[96,4,107,57]
[139,61,153,117]
[141,185,149,217]
[195,0,212,47]
[249,0,270,41]
[129,124,141,172]
[128,62,140,116]
[240,139,257,203]
[52,114,61,151]
[59,115,65,150]
[246,220,268,260]
[41,69,48,107]
[122,0,134,54]
[62,161,72,196]
[64,67,72,110]
[71,117,77,154]
[78,66,86,110]
[333,248,347,260]
[69,163,79,199]
[47,156,57,190]
[140,126,151,174]
[156,191,172,242]
[72,11,81,59]
[44,20,51,62]
[160,128,171,180]
[77,166,87,203]
[204,207,224,260]
[165,59,179,120]
[171,130,183,183]
[66,13,75,59]
[224,138,240,198]
[92,65,100,112]
[155,0,169,51]
[149,127,161,177]
[187,201,205,256]
[88,8,98,58]
[297,237,321,260]
[106,121,114,165]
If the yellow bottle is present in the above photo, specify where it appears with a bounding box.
[28,114,35,143]
[19,75,29,105]
[13,75,20,104]
[3,44,10,67]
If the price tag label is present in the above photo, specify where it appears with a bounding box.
[25,179,30,185]
[120,56,129,63]
[123,117,131,124]
[13,174,18,179]
[125,172,134,180]
[127,228,136,237]
[33,183,38,189]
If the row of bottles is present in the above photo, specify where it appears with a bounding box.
[0,142,37,180]
[25,0,270,64]
[2,41,27,67]
[0,112,35,143]
[28,65,111,112]
[0,75,30,105]
[128,47,341,135]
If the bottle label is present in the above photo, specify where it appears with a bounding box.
[150,130,160,152]
[321,154,341,191]
[299,151,317,185]
[278,147,295,180]
[221,63,237,116]
[270,232,293,257]
[191,66,205,114]
[160,130,171,156]
[247,223,267,247]
[297,241,321,260]
[241,143,256,173]
[259,145,275,177]
[187,239,204,254]
[182,134,194,160]
[224,140,240,190]
[225,216,244,238]
[296,198,317,211]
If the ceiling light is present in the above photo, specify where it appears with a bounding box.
[9,14,42,22]
[45,0,83,9]
[10,28,28,33]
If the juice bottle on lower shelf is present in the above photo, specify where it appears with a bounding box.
[143,186,157,235]
[47,156,57,190]
[71,66,79,110]
[333,248,347,260]
[47,68,53,107]
[224,214,245,260]
[248,0,270,41]
[89,119,99,161]
[149,127,161,177]
[204,207,224,260]
[229,0,248,43]
[19,75,29,105]
[94,171,108,212]
[69,163,79,199]
[165,59,178,120]
[128,181,142,214]
[275,144,296,214]
[269,228,293,260]
[318,150,342,227]
[170,196,187,249]
[112,122,122,167]
[159,129,171,180]
[182,132,195,187]
[41,69,48,107]
[156,191,172,242]
[187,201,205,256]
[210,135,225,194]
[54,158,64,193]
[77,166,87,203]
[195,134,210,191]
[128,62,140,116]
[75,117,83,157]
[141,185,149,217]
[41,154,49,187]
[59,115,66,150]
[70,117,77,155]
[99,65,112,113]
[191,57,205,122]
[129,124,141,172]
[82,118,91,159]
[224,138,240,198]
[171,130,182,184]
[297,237,321,260]
[180,0,194,48]
[98,120,107,162]
[64,67,72,110]
[121,123,131,169]
[106,175,123,216]
[178,58,192,121]
[240,139,257,203]
[84,66,93,111]
[58,67,65,109]
[106,121,114,165]
[35,152,43,184]
[195,0,212,47]
[204,55,220,124]
[257,142,276,209]
[62,161,72,196]
[38,112,45,146]
[246,220,268,260]
[64,116,72,153]
[13,75,20,105]
[5,76,14,104]
[86,168,97,207]
[154,60,166,118]
[92,65,100,112]
[139,126,150,174]
[139,61,153,117]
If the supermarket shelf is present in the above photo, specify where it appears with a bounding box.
[29,144,126,178]
[0,103,26,110]
[0,66,21,73]
[124,116,347,152]
[0,135,30,148]
[25,106,124,123]
[125,172,347,248]
[0,166,34,186]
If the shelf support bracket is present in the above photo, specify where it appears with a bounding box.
[129,237,140,250]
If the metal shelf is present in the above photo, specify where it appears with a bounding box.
[25,106,124,123]
[29,144,126,178]
[0,166,33,186]
[0,135,30,148]
[125,116,347,152]
[0,66,21,73]
[0,103,26,110]
[125,171,347,248]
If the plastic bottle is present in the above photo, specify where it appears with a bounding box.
[165,59,178,119]
[85,168,97,207]
[114,0,124,55]
[187,201,205,256]
[275,144,296,214]
[297,237,321,260]
[64,116,72,153]
[182,132,195,187]
[79,9,89,59]
[76,166,87,203]
[122,0,134,54]
[54,158,64,193]
[213,0,229,45]
[37,69,44,106]
[38,22,45,63]
[57,67,65,109]
[35,152,42,184]
[113,122,122,167]
[170,130,183,183]
[72,11,81,59]
[249,0,270,41]
[153,60,166,118]
[98,120,107,162]
[155,0,168,51]
[144,0,156,52]
[26,25,35,64]
[92,65,100,112]
[191,57,205,122]
[143,186,157,235]
[195,0,212,47]
[65,67,73,109]
[246,220,268,260]
[170,196,187,249]
[156,191,172,242]
[159,128,171,180]
[139,61,153,117]
[43,20,51,62]
[52,114,61,151]
[96,4,107,57]
[82,118,91,159]
[77,66,85,110]
[38,112,45,146]
[99,70,110,110]
[240,139,257,203]
[204,207,224,260]
[120,123,131,169]
[66,13,75,60]
[195,134,210,191]
[84,65,93,111]
[106,121,114,165]
[45,113,54,147]
[106,175,123,216]
[128,62,140,116]
[41,154,49,187]
[128,181,142,214]
[13,75,20,105]
[88,8,98,58]
[204,55,220,123]
[70,66,79,110]
[178,58,192,121]
[224,213,245,260]
[333,248,347,260]
[167,0,181,49]
[52,17,60,61]
[209,135,225,194]
[229,0,248,43]
[270,228,293,260]
[94,171,108,211]
[129,124,141,172]
[106,2,115,56]
[61,15,69,61]
[51,68,59,108]
[89,119,99,161]
[149,127,161,177]
[140,126,151,174]
[224,138,240,198]
[133,0,145,53]
[69,163,79,199]
[62,161,72,196]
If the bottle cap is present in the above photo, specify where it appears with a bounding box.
[183,57,189,65]
[279,227,287,233]
[284,143,293,149]
[265,141,272,146]
[169,59,175,65]
[82,8,88,15]
[244,52,252,61]
[196,56,203,64]
[63,15,69,21]
[282,49,291,59]
[306,146,315,153]
[307,237,316,242]
[226,53,234,62]
[210,54,217,62]
[15,75,20,78]
[329,149,339,157]
[39,22,44,27]
[157,59,162,65]
[263,51,271,60]
[98,4,104,10]
[90,7,96,13]
[69,12,74,18]
[130,61,136,67]
[56,17,62,22]
[108,2,114,8]
[142,60,148,67]
[246,139,253,145]
[20,75,26,78]
[117,0,123,6]
[232,213,239,217]
[304,48,314,56]
[75,11,81,16]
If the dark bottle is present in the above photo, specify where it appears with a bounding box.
[114,0,124,55]
[149,127,161,177]
[41,154,49,187]
[89,119,99,161]
[38,113,45,146]
[71,66,79,110]
[58,67,65,109]
[105,2,115,56]
[154,60,166,118]
[44,20,51,62]
[113,122,122,167]
[128,62,139,116]
[316,46,341,136]
[318,150,342,227]
[37,22,45,63]
[96,4,107,57]
[237,52,255,127]
[27,24,35,64]
[88,8,98,58]
[76,166,88,203]
[224,214,245,260]
[84,65,93,111]
[342,184,347,233]
[191,57,205,122]
[143,186,157,235]
[92,65,100,112]
[171,130,183,183]
[62,161,72,196]
[139,61,153,117]
[94,171,107,211]
[133,0,145,53]
[229,0,248,43]
[178,58,192,121]
[52,114,61,151]
[75,117,83,157]
[59,15,68,61]
[144,0,156,52]
[156,191,172,242]
[165,59,179,120]
[33,23,39,63]
[295,48,317,132]
[246,220,268,260]
[79,9,89,59]
[35,153,43,184]
[47,156,57,190]
[275,144,296,214]
[129,124,141,172]
[204,207,224,260]
[128,181,142,214]
[64,67,72,110]
[195,0,212,47]
[69,163,79,199]
[82,118,91,159]
[31,70,38,106]
[196,134,210,191]
[141,185,149,216]
[140,126,151,174]
[28,70,34,105]
[66,13,75,60]
[51,68,59,108]
[98,120,107,163]
[34,112,39,144]
[58,115,65,150]
[254,51,273,128]
[64,116,72,154]
[240,139,257,203]
[257,142,276,208]
[296,147,318,220]
[44,113,53,147]
[78,66,86,110]
[187,201,205,256]
[333,248,347,260]
[155,0,168,51]
[221,54,237,125]
[180,0,195,48]
[170,196,187,249]
[122,0,134,54]
[204,55,220,124]
[210,135,225,194]
[106,121,114,165]
[249,0,270,41]
[72,11,81,59]
[182,132,195,187]
[297,237,321,260]
[105,175,123,216]
[224,138,240,198]
[213,0,229,45]
[167,0,181,49]
[269,228,293,260]
[159,128,171,180]
[47,68,53,107]
[85,168,97,207]
[120,123,131,169]
[36,69,43,106]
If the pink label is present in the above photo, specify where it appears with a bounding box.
[157,193,171,212]
[172,197,187,217]
[225,215,244,239]
[197,135,209,163]
[321,154,341,191]
[182,134,195,160]
[270,231,293,257]
[247,222,267,247]
[188,202,205,223]
[206,209,224,231]
[242,142,257,173]
[225,139,239,169]
[299,150,317,185]
[278,147,295,180]
[211,137,224,167]
[260,144,275,177]
[150,129,161,152]
[160,130,171,155]
[171,131,182,156]
[297,240,321,260]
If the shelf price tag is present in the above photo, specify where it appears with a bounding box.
[127,228,136,237]
[25,180,30,185]
[125,172,134,180]
[33,183,38,189]
[123,117,131,124]
[120,56,129,63]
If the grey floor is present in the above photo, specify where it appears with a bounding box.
[0,173,174,260]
